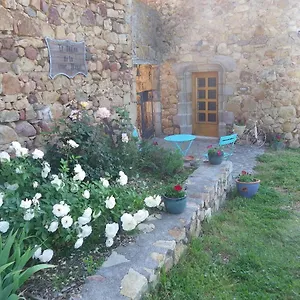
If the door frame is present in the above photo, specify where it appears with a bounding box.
[192,71,219,137]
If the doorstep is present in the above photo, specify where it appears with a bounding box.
[76,161,233,300]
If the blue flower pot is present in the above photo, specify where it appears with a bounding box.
[208,154,223,165]
[163,196,187,214]
[236,179,260,198]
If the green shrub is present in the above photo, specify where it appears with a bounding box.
[138,141,184,178]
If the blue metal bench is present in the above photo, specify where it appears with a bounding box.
[204,133,238,160]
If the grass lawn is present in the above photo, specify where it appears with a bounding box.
[147,149,300,300]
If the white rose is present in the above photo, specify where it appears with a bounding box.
[52,202,70,218]
[32,149,44,159]
[82,190,90,199]
[106,238,114,247]
[74,238,84,249]
[117,171,128,186]
[51,175,63,191]
[67,140,79,148]
[15,166,23,174]
[105,196,116,209]
[10,141,22,151]
[96,107,111,119]
[16,147,28,158]
[33,181,39,188]
[33,246,42,259]
[20,199,32,209]
[144,195,161,208]
[78,225,92,238]
[41,162,51,178]
[24,209,35,221]
[0,192,4,207]
[78,216,91,226]
[73,170,86,181]
[74,164,83,173]
[121,213,137,231]
[133,209,149,224]
[83,207,92,218]
[105,223,119,239]
[0,151,10,162]
[39,249,54,263]
[100,178,110,188]
[0,221,9,233]
[48,221,59,233]
[61,215,73,229]
[121,133,129,143]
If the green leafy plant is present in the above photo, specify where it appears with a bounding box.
[207,145,224,157]
[236,170,259,182]
[0,230,54,300]
[163,184,186,198]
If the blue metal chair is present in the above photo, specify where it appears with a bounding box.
[204,133,237,160]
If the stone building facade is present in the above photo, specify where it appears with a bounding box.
[137,0,300,146]
[0,0,134,150]
[1,0,300,148]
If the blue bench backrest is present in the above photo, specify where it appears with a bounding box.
[219,134,237,146]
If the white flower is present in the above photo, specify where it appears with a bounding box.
[39,249,54,263]
[121,133,129,143]
[61,215,73,229]
[100,178,110,188]
[121,213,137,231]
[70,183,79,193]
[15,166,23,174]
[74,238,84,249]
[82,190,90,199]
[133,209,149,224]
[78,216,91,226]
[144,195,161,208]
[73,164,86,181]
[83,207,92,218]
[5,183,19,191]
[0,221,9,233]
[106,238,114,247]
[32,193,42,206]
[117,171,128,186]
[16,147,28,158]
[0,192,4,207]
[48,221,59,233]
[96,107,111,119]
[33,181,39,188]
[52,202,70,218]
[41,162,51,178]
[78,225,92,238]
[32,149,44,159]
[10,141,22,151]
[105,223,119,238]
[33,246,42,259]
[24,209,35,221]
[105,196,116,209]
[20,199,32,209]
[51,175,63,191]
[67,140,79,148]
[0,151,10,162]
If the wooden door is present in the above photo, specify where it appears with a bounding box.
[192,72,218,137]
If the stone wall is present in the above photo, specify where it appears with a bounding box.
[148,0,300,145]
[0,0,134,150]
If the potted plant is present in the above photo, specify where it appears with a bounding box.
[233,115,247,136]
[207,145,224,165]
[271,133,285,151]
[236,170,260,198]
[162,184,187,214]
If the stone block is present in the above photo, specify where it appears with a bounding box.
[2,74,21,95]
[81,10,96,26]
[15,121,36,137]
[0,7,13,31]
[0,110,19,122]
[0,125,18,145]
[14,13,39,37]
[48,7,61,26]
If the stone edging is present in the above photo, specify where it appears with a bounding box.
[78,161,233,300]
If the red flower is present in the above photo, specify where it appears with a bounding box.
[217,150,222,156]
[241,170,247,175]
[174,185,182,192]
[153,141,158,146]
[207,145,213,149]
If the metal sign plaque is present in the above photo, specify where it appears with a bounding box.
[45,37,88,79]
